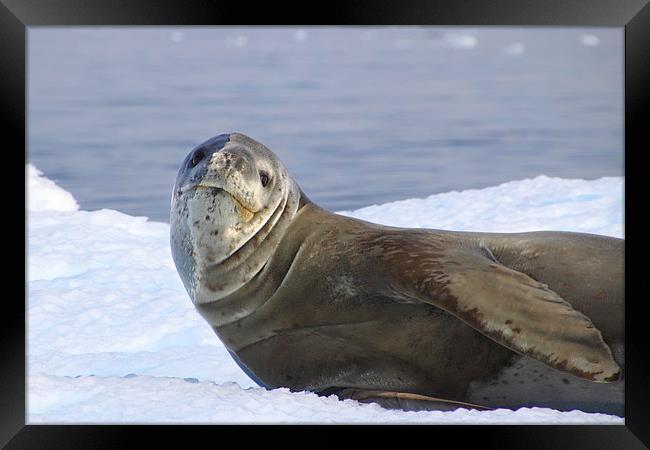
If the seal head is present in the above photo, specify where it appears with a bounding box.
[170,132,300,305]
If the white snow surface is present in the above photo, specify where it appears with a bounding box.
[26,166,624,424]
[27,164,79,213]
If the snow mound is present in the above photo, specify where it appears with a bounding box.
[28,375,622,424]
[337,175,623,238]
[27,164,79,212]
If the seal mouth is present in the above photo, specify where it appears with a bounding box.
[195,184,256,221]
[226,192,256,222]
[193,184,224,195]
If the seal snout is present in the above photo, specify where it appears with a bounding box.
[223,151,242,165]
[215,149,252,173]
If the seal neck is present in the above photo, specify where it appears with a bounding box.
[297,187,313,211]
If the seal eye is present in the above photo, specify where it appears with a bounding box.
[260,171,270,187]
[190,149,206,167]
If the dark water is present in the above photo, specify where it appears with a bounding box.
[28,27,623,222]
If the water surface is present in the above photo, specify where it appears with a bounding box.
[28,27,623,222]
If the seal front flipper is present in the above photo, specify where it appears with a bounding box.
[322,388,491,412]
[379,231,621,383]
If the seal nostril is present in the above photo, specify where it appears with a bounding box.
[190,148,206,167]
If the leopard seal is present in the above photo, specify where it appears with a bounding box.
[170,132,624,415]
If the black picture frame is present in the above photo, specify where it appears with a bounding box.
[4,0,648,448]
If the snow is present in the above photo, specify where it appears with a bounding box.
[336,176,623,238]
[28,375,620,424]
[26,165,624,424]
[27,164,79,213]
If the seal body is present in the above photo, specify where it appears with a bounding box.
[171,132,624,415]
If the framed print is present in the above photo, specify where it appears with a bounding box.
[4,0,649,447]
